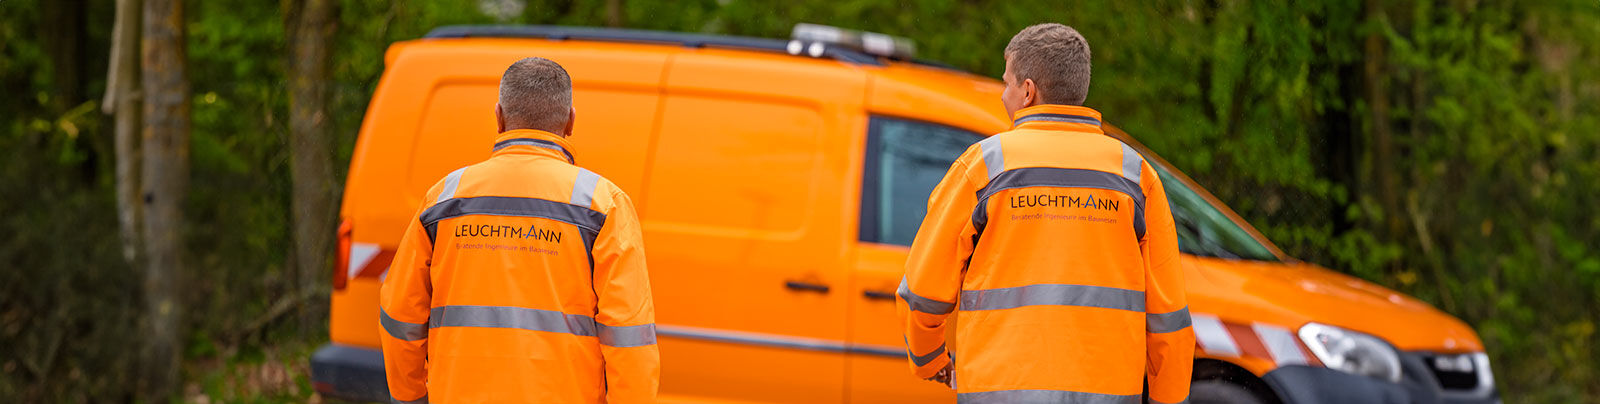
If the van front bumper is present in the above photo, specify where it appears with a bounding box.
[1263,352,1498,404]
[310,343,388,403]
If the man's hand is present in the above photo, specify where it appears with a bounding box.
[924,362,955,389]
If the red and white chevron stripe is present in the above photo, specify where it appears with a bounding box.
[1191,313,1324,368]
[346,242,395,281]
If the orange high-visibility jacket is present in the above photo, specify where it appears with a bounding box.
[897,105,1193,403]
[380,129,659,404]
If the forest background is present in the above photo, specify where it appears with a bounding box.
[2,0,1597,402]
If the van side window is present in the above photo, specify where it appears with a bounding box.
[860,116,984,246]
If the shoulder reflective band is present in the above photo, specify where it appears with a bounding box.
[392,394,429,404]
[571,168,600,208]
[960,283,1144,312]
[909,342,947,367]
[978,135,1005,180]
[1147,306,1192,334]
[957,389,1139,404]
[568,168,604,273]
[1120,143,1143,186]
[420,195,606,245]
[427,305,656,348]
[897,276,956,314]
[437,167,467,203]
[380,308,429,341]
[1011,113,1103,127]
[970,167,1147,240]
[493,137,576,164]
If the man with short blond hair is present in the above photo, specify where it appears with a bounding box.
[381,57,659,403]
[898,23,1193,403]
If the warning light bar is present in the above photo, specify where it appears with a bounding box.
[788,23,917,60]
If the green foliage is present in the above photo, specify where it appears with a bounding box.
[1,0,1598,402]
[0,1,137,402]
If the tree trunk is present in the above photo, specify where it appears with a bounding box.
[105,0,144,265]
[42,0,86,109]
[287,0,340,338]
[139,0,189,399]
[606,0,623,27]
[1363,0,1400,235]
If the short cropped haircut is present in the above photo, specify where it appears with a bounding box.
[1005,23,1092,106]
[499,57,573,132]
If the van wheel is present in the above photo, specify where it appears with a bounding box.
[1190,380,1265,404]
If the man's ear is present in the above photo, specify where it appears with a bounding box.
[1021,78,1039,108]
[495,103,507,133]
[563,107,576,137]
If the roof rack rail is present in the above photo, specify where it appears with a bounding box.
[424,25,883,65]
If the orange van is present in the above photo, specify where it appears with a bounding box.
[310,25,1499,404]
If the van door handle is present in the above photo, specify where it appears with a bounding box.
[784,281,830,293]
[863,290,896,300]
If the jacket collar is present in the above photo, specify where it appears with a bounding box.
[491,129,575,164]
[1011,104,1105,134]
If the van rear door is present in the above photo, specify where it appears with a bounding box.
[319,39,669,402]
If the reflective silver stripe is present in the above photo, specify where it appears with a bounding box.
[655,324,902,357]
[1151,398,1189,404]
[426,305,658,348]
[958,389,1140,404]
[909,343,946,367]
[379,309,428,342]
[1120,143,1143,186]
[1254,323,1308,366]
[597,323,658,348]
[493,138,575,163]
[419,196,607,244]
[571,168,600,208]
[392,394,428,404]
[429,305,598,337]
[436,167,466,203]
[978,135,1005,180]
[1147,306,1193,334]
[897,277,956,314]
[1011,113,1103,127]
[975,167,1144,206]
[1191,313,1240,357]
[961,283,1144,312]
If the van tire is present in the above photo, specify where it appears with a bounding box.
[1189,380,1266,404]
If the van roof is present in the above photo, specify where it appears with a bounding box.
[424,25,963,71]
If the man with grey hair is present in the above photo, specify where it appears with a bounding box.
[898,24,1192,403]
[381,57,659,403]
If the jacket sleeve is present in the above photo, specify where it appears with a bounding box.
[591,189,660,404]
[1140,165,1195,404]
[379,200,436,404]
[897,149,983,378]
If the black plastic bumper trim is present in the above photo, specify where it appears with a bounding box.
[310,343,389,402]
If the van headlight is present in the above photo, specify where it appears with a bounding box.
[1298,323,1403,383]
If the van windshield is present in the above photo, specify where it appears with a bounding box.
[1147,161,1280,261]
